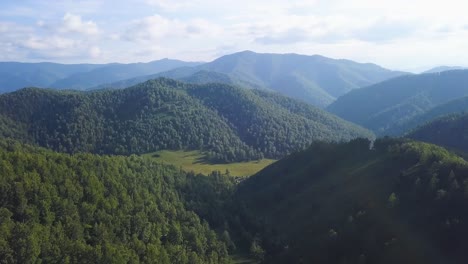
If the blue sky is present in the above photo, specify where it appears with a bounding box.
[1,0,468,71]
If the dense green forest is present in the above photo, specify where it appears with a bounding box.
[407,113,468,155]
[96,51,405,107]
[234,138,468,263]
[328,70,468,134]
[0,78,371,162]
[0,138,237,263]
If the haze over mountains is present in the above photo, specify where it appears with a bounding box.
[97,51,406,107]
[328,70,468,135]
[423,66,467,74]
[0,51,406,108]
[0,59,201,92]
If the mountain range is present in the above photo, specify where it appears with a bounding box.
[423,66,467,73]
[0,59,201,92]
[0,51,406,108]
[97,51,406,107]
[328,70,468,135]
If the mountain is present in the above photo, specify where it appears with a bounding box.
[0,60,201,92]
[327,70,468,134]
[407,113,468,155]
[0,78,372,162]
[385,95,468,136]
[424,66,466,74]
[0,138,234,263]
[0,62,101,93]
[50,59,202,89]
[235,138,468,263]
[96,51,406,107]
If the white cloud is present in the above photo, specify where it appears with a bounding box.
[89,46,101,57]
[144,0,194,11]
[122,14,221,43]
[60,13,99,35]
[23,36,75,50]
[1,0,468,69]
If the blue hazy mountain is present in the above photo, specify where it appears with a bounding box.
[95,51,406,107]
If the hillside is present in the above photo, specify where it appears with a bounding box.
[0,78,372,162]
[235,138,468,263]
[0,60,200,92]
[385,95,468,136]
[96,51,406,107]
[0,138,235,263]
[328,70,468,134]
[407,113,468,154]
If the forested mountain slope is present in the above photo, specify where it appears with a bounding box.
[385,95,468,136]
[236,138,468,263]
[0,139,234,263]
[0,78,372,162]
[96,51,405,107]
[407,113,468,155]
[328,70,468,134]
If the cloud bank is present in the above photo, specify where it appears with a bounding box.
[1,0,468,71]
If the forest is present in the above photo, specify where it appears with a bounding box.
[1,43,468,264]
[0,78,371,163]
[235,138,468,263]
[0,138,238,263]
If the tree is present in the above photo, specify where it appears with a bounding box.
[388,192,399,208]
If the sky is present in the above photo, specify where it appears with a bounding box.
[1,0,468,72]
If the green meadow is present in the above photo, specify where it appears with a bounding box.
[143,150,276,177]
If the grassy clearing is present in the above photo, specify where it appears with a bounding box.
[142,150,276,177]
[231,254,259,264]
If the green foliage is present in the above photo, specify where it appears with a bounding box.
[249,239,264,261]
[387,192,399,208]
[0,78,371,162]
[407,113,468,156]
[0,139,232,263]
[185,82,374,159]
[235,138,468,263]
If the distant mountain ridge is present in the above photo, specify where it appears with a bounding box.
[328,70,468,134]
[94,51,407,107]
[423,66,467,73]
[385,95,468,136]
[0,59,202,92]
